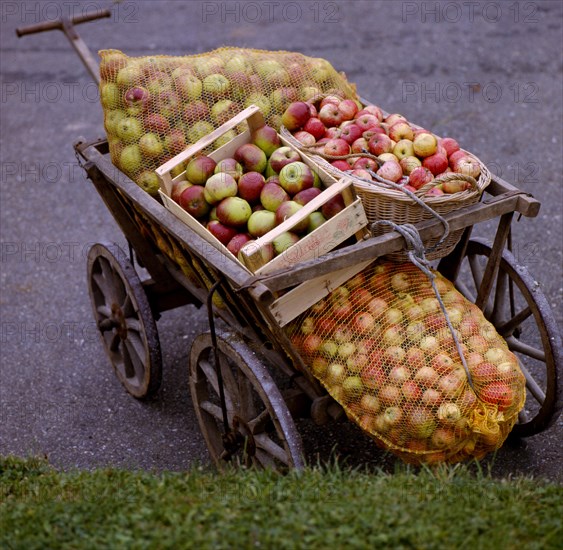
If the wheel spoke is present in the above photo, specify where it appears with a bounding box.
[248,408,271,434]
[506,337,545,362]
[92,272,117,304]
[126,318,142,333]
[496,306,532,337]
[490,269,508,323]
[109,332,121,353]
[253,448,276,468]
[517,360,546,404]
[124,334,146,381]
[122,294,135,317]
[121,340,136,379]
[253,433,289,465]
[199,359,234,412]
[97,304,112,318]
[199,400,225,421]
[100,258,126,305]
[468,254,484,289]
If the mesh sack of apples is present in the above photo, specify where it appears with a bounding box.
[98,47,358,196]
[287,261,526,464]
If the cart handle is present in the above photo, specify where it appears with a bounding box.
[15,9,111,37]
[15,9,111,85]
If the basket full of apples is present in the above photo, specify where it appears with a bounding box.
[287,260,526,465]
[156,105,370,324]
[279,97,492,261]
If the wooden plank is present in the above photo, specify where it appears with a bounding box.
[269,259,375,327]
[257,192,527,293]
[255,199,367,276]
[155,105,265,191]
[239,178,355,267]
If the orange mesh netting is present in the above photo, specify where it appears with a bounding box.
[98,47,358,195]
[287,261,526,464]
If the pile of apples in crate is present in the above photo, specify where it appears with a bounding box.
[171,125,342,259]
[283,96,481,194]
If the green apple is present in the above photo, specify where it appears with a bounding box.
[116,117,143,143]
[203,74,230,96]
[137,170,160,196]
[244,93,271,117]
[119,144,142,174]
[139,132,164,157]
[272,231,300,255]
[104,109,126,135]
[187,121,214,144]
[100,83,121,109]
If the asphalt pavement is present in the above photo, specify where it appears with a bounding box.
[1,0,561,479]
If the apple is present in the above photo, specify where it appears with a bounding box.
[451,155,481,178]
[210,99,239,125]
[342,376,364,399]
[326,362,346,385]
[391,139,414,162]
[441,137,460,157]
[179,185,210,219]
[204,172,238,204]
[171,179,193,202]
[142,113,169,135]
[412,132,438,158]
[136,132,163,158]
[385,113,407,126]
[319,95,342,108]
[366,297,388,318]
[281,101,311,131]
[216,196,252,227]
[324,138,350,157]
[100,51,128,82]
[360,363,386,391]
[321,194,345,219]
[185,156,216,185]
[399,156,422,175]
[423,153,449,176]
[202,73,230,97]
[307,211,326,232]
[401,380,422,401]
[250,125,281,157]
[437,402,462,425]
[279,162,314,195]
[426,185,446,197]
[244,92,271,116]
[358,105,383,121]
[407,407,436,438]
[303,117,326,140]
[377,161,403,183]
[116,117,143,143]
[408,166,434,190]
[360,394,381,415]
[116,64,143,88]
[269,146,301,173]
[338,99,359,120]
[137,170,160,195]
[349,138,368,155]
[388,122,414,141]
[186,120,214,144]
[293,131,316,146]
[213,158,243,182]
[432,353,455,373]
[420,336,439,353]
[275,201,308,232]
[151,89,180,119]
[227,233,252,256]
[119,144,143,175]
[232,171,264,204]
[431,427,456,449]
[260,183,290,212]
[294,187,321,205]
[421,388,442,407]
[379,386,401,406]
[368,134,394,156]
[318,103,343,127]
[104,109,127,135]
[355,114,380,132]
[351,312,375,334]
[234,143,267,173]
[438,372,465,399]
[207,220,239,245]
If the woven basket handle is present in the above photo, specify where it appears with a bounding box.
[415,172,479,197]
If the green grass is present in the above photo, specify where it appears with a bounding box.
[1,456,561,550]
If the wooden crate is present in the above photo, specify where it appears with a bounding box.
[156,105,370,324]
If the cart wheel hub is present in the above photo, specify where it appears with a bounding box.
[110,303,128,340]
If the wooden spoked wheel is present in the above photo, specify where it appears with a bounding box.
[189,332,304,471]
[87,243,162,399]
[453,238,562,437]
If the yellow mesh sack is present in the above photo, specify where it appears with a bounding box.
[98,47,358,195]
[287,261,526,465]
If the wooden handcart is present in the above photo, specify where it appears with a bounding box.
[17,11,562,470]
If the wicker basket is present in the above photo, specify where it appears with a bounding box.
[281,127,491,261]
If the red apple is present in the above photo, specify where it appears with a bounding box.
[237,172,266,204]
[303,117,326,140]
[281,101,311,131]
[269,146,301,173]
[331,159,352,172]
[207,220,239,245]
[355,114,380,132]
[324,138,350,157]
[294,187,322,205]
[251,125,282,157]
[368,133,394,156]
[441,137,460,157]
[179,185,210,218]
[234,143,267,173]
[321,193,345,219]
[340,124,363,145]
[423,154,449,176]
[260,182,290,212]
[279,161,314,195]
[377,161,403,183]
[185,156,216,185]
[319,103,343,127]
[338,99,359,120]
